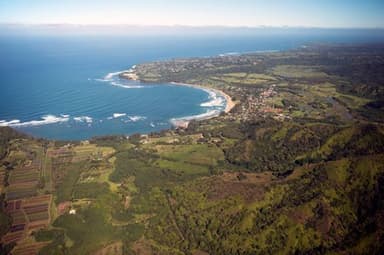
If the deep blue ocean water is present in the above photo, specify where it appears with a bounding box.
[1,28,384,140]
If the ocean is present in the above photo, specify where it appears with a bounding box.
[1,27,384,140]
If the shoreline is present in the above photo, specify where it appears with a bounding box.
[169,82,235,114]
[119,69,236,128]
[120,70,236,128]
[120,72,236,114]
[119,68,236,114]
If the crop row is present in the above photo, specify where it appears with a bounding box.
[10,240,49,255]
[2,195,51,246]
[5,199,22,212]
[9,171,39,183]
[23,195,51,205]
[6,188,37,200]
[2,231,24,244]
[9,210,26,225]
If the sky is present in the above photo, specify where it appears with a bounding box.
[0,0,383,28]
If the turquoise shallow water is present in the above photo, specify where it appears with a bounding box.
[1,29,383,140]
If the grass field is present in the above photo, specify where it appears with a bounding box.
[154,144,224,166]
[209,72,277,86]
[272,65,329,79]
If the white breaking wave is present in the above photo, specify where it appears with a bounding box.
[94,70,127,82]
[104,65,136,81]
[104,70,126,81]
[107,114,146,122]
[110,81,144,89]
[170,110,221,125]
[113,113,126,118]
[95,68,145,89]
[201,97,224,107]
[73,116,93,123]
[0,120,21,126]
[128,115,146,122]
[0,115,69,127]
[219,52,240,57]
[94,78,108,82]
[200,89,225,108]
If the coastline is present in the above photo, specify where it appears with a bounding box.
[120,69,236,128]
[169,82,235,114]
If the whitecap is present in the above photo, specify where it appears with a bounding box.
[0,115,69,127]
[0,119,21,127]
[200,89,225,108]
[95,68,146,89]
[127,115,146,122]
[93,71,126,83]
[201,97,224,107]
[95,71,142,88]
[110,81,144,89]
[170,110,221,125]
[73,116,93,123]
[219,52,240,57]
[113,113,126,118]
[94,78,108,82]
[104,70,125,81]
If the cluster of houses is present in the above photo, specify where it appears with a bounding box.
[223,84,290,122]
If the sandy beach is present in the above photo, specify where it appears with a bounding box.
[167,82,236,128]
[169,82,236,113]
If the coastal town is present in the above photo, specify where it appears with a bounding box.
[119,52,315,126]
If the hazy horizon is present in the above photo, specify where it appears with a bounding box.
[2,23,384,39]
[2,23,384,29]
[1,0,383,29]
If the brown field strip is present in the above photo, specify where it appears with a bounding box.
[11,240,50,255]
[2,195,52,246]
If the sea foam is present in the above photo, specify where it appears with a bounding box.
[107,113,146,122]
[0,120,21,127]
[113,113,126,118]
[110,81,144,89]
[219,52,240,57]
[73,116,93,123]
[200,97,224,107]
[170,110,220,125]
[200,89,225,108]
[0,115,69,127]
[104,70,125,81]
[95,69,145,89]
[128,115,146,122]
